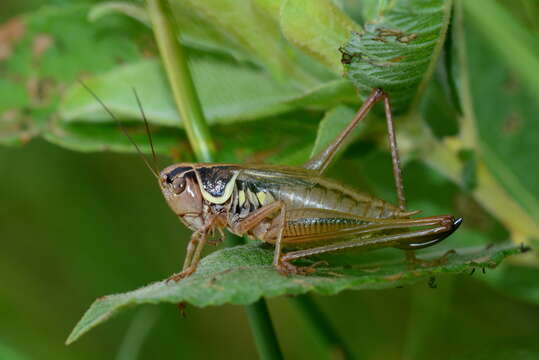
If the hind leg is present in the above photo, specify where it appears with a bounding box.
[278,216,462,275]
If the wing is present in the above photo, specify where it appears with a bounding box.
[280,207,452,248]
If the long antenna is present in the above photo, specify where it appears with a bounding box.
[132,87,159,171]
[78,80,159,178]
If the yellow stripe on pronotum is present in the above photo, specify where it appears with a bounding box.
[194,171,240,204]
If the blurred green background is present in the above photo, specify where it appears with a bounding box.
[2,0,539,359]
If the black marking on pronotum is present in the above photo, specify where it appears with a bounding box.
[197,166,237,198]
[165,166,194,183]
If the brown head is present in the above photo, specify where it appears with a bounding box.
[159,164,204,231]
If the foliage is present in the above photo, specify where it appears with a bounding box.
[67,243,523,344]
[1,0,539,357]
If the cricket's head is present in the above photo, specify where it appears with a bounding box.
[159,164,204,230]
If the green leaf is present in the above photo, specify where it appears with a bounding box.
[464,14,539,228]
[66,242,524,344]
[280,0,362,74]
[310,105,357,157]
[212,113,319,165]
[43,121,185,155]
[463,0,539,100]
[1,4,356,153]
[0,5,146,144]
[60,59,294,126]
[89,2,150,27]
[341,0,452,113]
[90,1,256,63]
[59,59,355,127]
[171,0,317,85]
[89,1,329,86]
[46,110,319,163]
[407,5,539,269]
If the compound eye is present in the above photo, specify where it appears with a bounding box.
[173,176,186,194]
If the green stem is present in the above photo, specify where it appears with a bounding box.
[245,299,284,360]
[146,1,283,358]
[224,233,283,359]
[146,0,215,162]
[291,295,354,360]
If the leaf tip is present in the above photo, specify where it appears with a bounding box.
[65,296,118,346]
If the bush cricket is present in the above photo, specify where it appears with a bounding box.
[85,85,462,279]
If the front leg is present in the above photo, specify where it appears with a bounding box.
[167,230,207,282]
[168,215,225,282]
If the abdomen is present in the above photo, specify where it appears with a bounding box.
[237,166,403,219]
[273,180,401,219]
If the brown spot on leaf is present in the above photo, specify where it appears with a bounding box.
[377,28,403,37]
[32,33,54,61]
[339,46,356,65]
[384,272,403,282]
[138,34,158,58]
[372,36,388,43]
[0,109,36,144]
[389,56,406,63]
[376,28,417,43]
[503,74,519,94]
[26,76,57,104]
[397,34,417,43]
[502,111,522,135]
[0,17,26,61]
[18,132,31,144]
[1,108,19,122]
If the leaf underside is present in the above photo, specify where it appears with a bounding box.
[67,242,523,344]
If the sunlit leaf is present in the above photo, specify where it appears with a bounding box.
[171,0,317,84]
[59,59,355,127]
[280,0,361,74]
